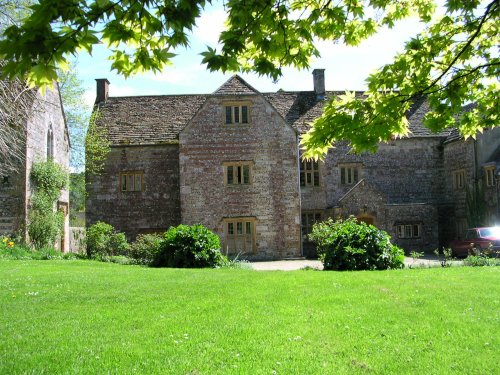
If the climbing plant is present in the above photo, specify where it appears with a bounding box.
[28,160,68,249]
[85,109,110,177]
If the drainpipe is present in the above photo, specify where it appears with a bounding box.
[297,135,303,257]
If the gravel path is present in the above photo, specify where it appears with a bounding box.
[250,256,448,271]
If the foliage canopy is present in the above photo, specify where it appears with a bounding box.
[0,0,498,153]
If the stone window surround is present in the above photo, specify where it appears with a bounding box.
[339,163,362,185]
[453,169,465,190]
[222,217,257,254]
[120,171,144,192]
[224,101,250,125]
[396,223,421,239]
[484,166,496,187]
[223,161,253,186]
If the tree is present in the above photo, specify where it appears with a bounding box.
[0,0,498,154]
[58,62,91,170]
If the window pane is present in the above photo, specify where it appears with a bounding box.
[315,213,321,222]
[228,223,234,235]
[306,173,312,184]
[347,168,352,183]
[243,165,250,184]
[405,225,411,238]
[413,224,419,237]
[314,172,319,186]
[227,166,233,184]
[300,161,305,171]
[121,174,127,191]
[237,166,242,184]
[313,160,319,170]
[237,222,243,235]
[354,168,358,183]
[306,160,312,170]
[246,222,252,234]
[135,174,141,191]
[341,168,345,184]
[234,106,240,123]
[127,175,134,191]
[300,172,305,186]
[225,106,232,123]
[241,106,248,123]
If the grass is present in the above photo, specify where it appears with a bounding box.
[0,261,498,374]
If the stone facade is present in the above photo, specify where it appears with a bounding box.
[87,71,500,258]
[86,144,181,240]
[0,83,70,251]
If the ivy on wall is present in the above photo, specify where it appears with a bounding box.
[28,160,68,249]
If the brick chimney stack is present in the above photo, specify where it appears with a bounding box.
[95,78,110,104]
[312,69,325,100]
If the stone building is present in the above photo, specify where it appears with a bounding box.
[87,71,499,258]
[0,82,70,251]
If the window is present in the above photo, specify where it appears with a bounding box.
[485,167,495,187]
[46,124,54,160]
[453,170,465,190]
[397,224,421,239]
[120,171,143,192]
[224,218,256,254]
[301,211,322,239]
[225,105,249,124]
[300,159,320,187]
[224,162,252,185]
[340,165,360,185]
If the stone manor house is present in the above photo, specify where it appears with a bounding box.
[87,70,500,259]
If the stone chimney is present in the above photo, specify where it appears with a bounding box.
[95,78,110,103]
[312,69,325,100]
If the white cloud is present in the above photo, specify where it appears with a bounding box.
[192,8,227,47]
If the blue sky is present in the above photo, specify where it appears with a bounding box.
[77,4,426,107]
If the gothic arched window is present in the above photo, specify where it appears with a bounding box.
[47,124,54,160]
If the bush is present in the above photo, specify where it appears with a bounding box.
[86,221,129,258]
[309,217,405,271]
[464,255,500,267]
[129,233,163,265]
[153,224,228,268]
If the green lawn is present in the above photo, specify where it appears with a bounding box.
[0,261,498,374]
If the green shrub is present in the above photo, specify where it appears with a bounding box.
[309,217,405,271]
[153,224,228,268]
[464,255,500,267]
[86,221,129,258]
[129,233,163,265]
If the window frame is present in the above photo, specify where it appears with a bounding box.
[120,171,144,192]
[301,211,323,240]
[223,161,253,186]
[485,167,495,187]
[396,223,422,239]
[300,158,320,187]
[223,217,257,254]
[453,170,465,190]
[46,123,54,160]
[224,102,250,125]
[339,164,361,186]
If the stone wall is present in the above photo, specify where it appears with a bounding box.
[0,83,70,251]
[86,144,181,240]
[179,95,301,259]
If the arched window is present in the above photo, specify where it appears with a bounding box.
[47,124,54,160]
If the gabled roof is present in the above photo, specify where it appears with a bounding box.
[213,75,259,96]
[95,74,453,146]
